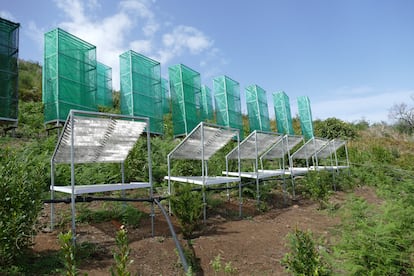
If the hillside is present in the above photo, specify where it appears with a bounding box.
[0,60,413,275]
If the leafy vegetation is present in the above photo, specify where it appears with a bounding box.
[170,185,203,239]
[1,60,414,274]
[58,231,78,276]
[111,226,132,276]
[77,202,144,228]
[281,228,331,276]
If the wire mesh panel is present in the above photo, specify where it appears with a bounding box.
[120,50,163,135]
[273,91,294,135]
[245,84,271,132]
[0,17,19,124]
[96,62,112,107]
[291,137,329,160]
[261,135,303,160]
[162,78,170,114]
[297,96,314,140]
[227,131,281,160]
[169,122,238,160]
[43,28,97,125]
[201,85,214,121]
[213,75,243,138]
[168,64,201,137]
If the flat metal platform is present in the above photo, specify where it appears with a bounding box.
[51,182,151,195]
[164,176,240,186]
[223,170,286,179]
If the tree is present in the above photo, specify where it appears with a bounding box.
[313,118,357,139]
[388,97,414,134]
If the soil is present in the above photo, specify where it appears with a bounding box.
[31,186,380,275]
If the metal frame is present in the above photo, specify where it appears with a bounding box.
[224,130,283,205]
[50,110,153,241]
[260,134,304,199]
[165,122,241,221]
[312,139,350,190]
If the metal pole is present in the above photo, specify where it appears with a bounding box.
[255,132,260,207]
[50,161,55,230]
[237,131,242,218]
[121,162,126,207]
[70,112,76,244]
[281,137,287,205]
[201,123,206,223]
[167,155,172,215]
[146,119,154,236]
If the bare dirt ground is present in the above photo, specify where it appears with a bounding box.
[31,186,379,275]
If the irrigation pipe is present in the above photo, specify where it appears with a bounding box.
[154,198,189,273]
[43,196,165,204]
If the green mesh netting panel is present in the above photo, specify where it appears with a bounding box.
[168,64,201,136]
[213,75,243,138]
[96,62,112,107]
[245,84,271,132]
[297,96,314,140]
[0,17,19,124]
[162,78,170,114]
[201,84,213,121]
[43,28,97,125]
[120,50,163,135]
[273,91,294,135]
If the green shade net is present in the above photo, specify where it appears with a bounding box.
[96,62,112,107]
[297,96,314,140]
[273,91,294,135]
[213,75,243,138]
[0,17,19,124]
[162,78,170,114]
[201,84,213,121]
[43,28,97,124]
[168,64,201,137]
[119,50,163,135]
[245,84,271,132]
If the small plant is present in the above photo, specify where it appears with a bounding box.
[223,261,237,274]
[111,225,132,276]
[58,230,77,276]
[300,171,332,209]
[281,227,331,276]
[210,254,237,275]
[210,254,222,273]
[170,185,203,239]
[77,203,143,228]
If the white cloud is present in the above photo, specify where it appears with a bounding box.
[129,40,152,54]
[26,21,45,51]
[0,10,16,21]
[156,25,214,65]
[308,89,414,123]
[52,0,220,90]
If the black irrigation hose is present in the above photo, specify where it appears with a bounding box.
[153,198,189,273]
[43,196,168,204]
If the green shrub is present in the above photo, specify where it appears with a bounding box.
[334,195,413,275]
[300,171,333,209]
[313,117,357,139]
[0,147,45,266]
[170,185,203,239]
[111,226,132,276]
[77,203,143,228]
[281,228,331,276]
[58,230,77,276]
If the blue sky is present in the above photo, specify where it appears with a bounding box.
[2,0,414,124]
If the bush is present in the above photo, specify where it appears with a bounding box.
[300,171,333,209]
[313,117,357,139]
[281,228,331,276]
[0,147,45,265]
[170,185,203,239]
[111,226,132,276]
